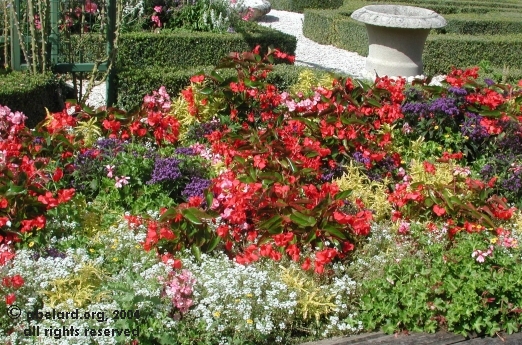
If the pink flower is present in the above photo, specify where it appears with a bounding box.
[9,111,26,125]
[85,0,98,14]
[242,7,255,21]
[472,247,493,263]
[115,176,130,188]
[105,165,115,178]
[154,5,162,13]
[221,208,233,219]
[398,221,410,234]
[34,15,42,30]
[164,270,196,314]
[472,249,486,263]
[151,15,161,27]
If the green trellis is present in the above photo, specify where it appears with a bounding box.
[4,0,117,106]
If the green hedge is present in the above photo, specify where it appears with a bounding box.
[437,12,522,35]
[64,34,107,64]
[66,22,298,69]
[116,64,316,111]
[340,0,510,15]
[117,22,297,70]
[303,9,368,55]
[357,0,522,11]
[424,33,522,75]
[0,71,64,128]
[270,0,343,13]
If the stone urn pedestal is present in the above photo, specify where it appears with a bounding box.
[351,5,446,78]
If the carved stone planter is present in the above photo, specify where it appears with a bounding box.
[351,5,446,77]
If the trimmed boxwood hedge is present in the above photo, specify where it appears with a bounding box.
[270,0,343,13]
[423,33,522,75]
[0,71,64,128]
[437,12,522,35]
[116,26,297,70]
[67,21,297,71]
[365,0,522,10]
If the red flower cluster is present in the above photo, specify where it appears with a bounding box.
[2,274,24,306]
[445,67,479,87]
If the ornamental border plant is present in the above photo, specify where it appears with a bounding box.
[1,44,522,344]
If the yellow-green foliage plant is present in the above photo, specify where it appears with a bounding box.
[74,117,102,147]
[279,265,337,324]
[171,81,225,144]
[289,69,336,98]
[41,261,108,308]
[334,162,392,222]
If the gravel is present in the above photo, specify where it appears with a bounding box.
[257,10,368,78]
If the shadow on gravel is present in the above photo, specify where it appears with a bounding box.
[257,14,280,23]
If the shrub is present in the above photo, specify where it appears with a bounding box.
[360,225,522,336]
[0,71,64,128]
[270,0,343,13]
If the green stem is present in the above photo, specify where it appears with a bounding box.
[27,0,39,73]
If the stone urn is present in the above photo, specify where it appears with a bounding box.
[232,0,271,21]
[351,5,446,77]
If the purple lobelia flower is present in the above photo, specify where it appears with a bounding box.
[148,157,182,184]
[320,164,345,182]
[95,138,124,157]
[461,113,489,142]
[501,170,522,193]
[401,102,429,119]
[428,97,459,117]
[448,87,468,97]
[175,147,196,156]
[496,119,522,154]
[484,78,495,87]
[31,247,67,260]
[182,176,212,199]
[353,151,371,166]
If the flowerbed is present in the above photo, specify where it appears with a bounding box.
[1,47,522,344]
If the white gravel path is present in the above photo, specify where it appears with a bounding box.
[257,10,368,78]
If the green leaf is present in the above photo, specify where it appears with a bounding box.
[289,210,317,227]
[233,155,246,164]
[304,230,317,243]
[285,157,297,173]
[335,190,352,200]
[159,207,178,221]
[181,207,212,225]
[191,245,202,261]
[258,172,282,181]
[249,167,257,180]
[210,70,224,83]
[6,183,26,196]
[205,190,213,209]
[479,109,502,118]
[424,198,434,208]
[366,98,382,108]
[441,189,454,211]
[258,215,283,231]
[323,225,347,240]
[203,236,221,252]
